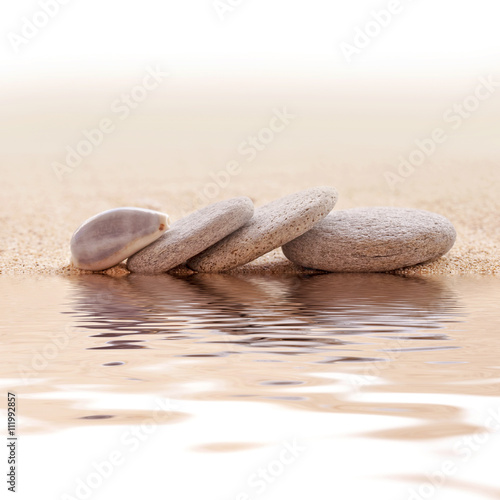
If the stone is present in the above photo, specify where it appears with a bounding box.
[127,197,254,274]
[187,186,338,272]
[71,208,169,271]
[282,207,456,272]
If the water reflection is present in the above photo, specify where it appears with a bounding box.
[72,273,461,353]
[6,273,500,441]
[72,274,458,365]
[48,272,489,437]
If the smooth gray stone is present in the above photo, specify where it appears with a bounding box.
[71,208,169,271]
[282,207,457,272]
[127,197,254,274]
[187,186,338,272]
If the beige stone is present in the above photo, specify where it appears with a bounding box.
[187,186,338,272]
[127,197,254,274]
[282,207,457,272]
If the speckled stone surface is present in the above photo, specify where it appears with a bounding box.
[187,186,338,272]
[282,207,457,272]
[71,208,169,271]
[127,197,254,274]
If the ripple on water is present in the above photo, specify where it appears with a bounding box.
[3,273,500,444]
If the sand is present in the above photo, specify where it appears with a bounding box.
[1,76,499,276]
[0,159,498,276]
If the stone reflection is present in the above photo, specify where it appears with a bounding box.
[61,272,475,439]
[70,273,461,353]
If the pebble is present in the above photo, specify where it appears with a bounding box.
[187,186,338,272]
[127,197,254,274]
[71,208,169,271]
[282,207,456,272]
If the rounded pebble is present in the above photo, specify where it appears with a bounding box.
[71,208,169,271]
[127,197,254,274]
[282,207,456,272]
[187,186,338,272]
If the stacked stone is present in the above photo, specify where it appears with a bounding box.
[70,187,456,274]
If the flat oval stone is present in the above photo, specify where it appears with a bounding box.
[71,208,169,271]
[127,197,254,274]
[282,207,456,272]
[187,186,338,272]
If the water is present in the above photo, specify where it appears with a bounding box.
[1,274,499,499]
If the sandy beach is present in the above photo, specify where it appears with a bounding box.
[1,155,498,276]
[1,76,499,277]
